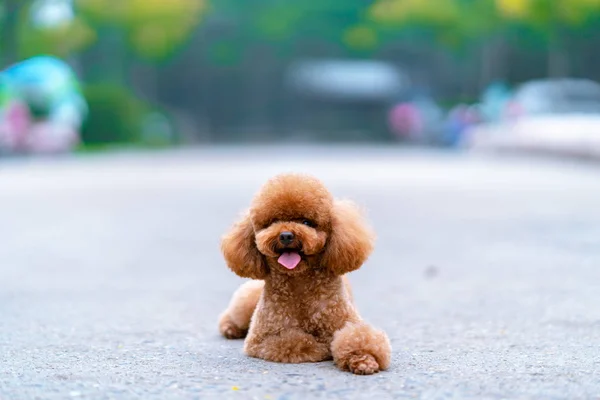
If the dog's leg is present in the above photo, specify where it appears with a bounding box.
[244,330,331,363]
[218,280,264,339]
[331,321,391,375]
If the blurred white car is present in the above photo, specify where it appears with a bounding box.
[466,79,600,159]
[505,78,600,118]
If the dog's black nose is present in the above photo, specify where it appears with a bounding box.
[279,231,294,245]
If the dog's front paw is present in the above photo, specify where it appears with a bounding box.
[331,321,391,374]
[219,314,247,339]
[346,353,380,375]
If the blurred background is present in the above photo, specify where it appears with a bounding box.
[2,4,600,396]
[2,0,600,155]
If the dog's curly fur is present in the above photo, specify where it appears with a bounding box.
[218,173,391,374]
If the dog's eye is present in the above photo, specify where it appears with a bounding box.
[302,219,316,227]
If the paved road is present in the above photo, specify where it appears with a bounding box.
[1,147,599,399]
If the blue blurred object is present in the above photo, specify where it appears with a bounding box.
[442,104,483,147]
[1,55,87,125]
[0,55,88,154]
[479,81,511,122]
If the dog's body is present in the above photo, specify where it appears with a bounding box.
[219,174,391,374]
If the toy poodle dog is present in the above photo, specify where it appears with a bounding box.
[218,173,391,375]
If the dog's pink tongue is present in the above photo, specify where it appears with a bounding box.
[278,252,301,269]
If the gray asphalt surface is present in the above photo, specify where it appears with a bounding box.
[1,147,599,400]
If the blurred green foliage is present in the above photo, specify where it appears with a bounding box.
[202,0,600,73]
[17,14,95,59]
[206,0,376,61]
[2,0,600,67]
[81,84,175,147]
[80,84,145,144]
[496,0,600,26]
[368,0,600,48]
[1,0,208,63]
[76,0,207,61]
[3,0,600,76]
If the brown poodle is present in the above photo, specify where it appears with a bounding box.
[218,173,391,375]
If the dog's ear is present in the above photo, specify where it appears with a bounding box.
[322,200,375,275]
[221,210,268,279]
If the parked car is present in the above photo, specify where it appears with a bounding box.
[465,78,600,158]
[504,78,600,119]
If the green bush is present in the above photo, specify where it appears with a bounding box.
[81,84,146,145]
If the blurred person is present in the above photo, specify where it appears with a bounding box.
[387,87,443,143]
[479,81,512,123]
[443,103,482,147]
[388,102,422,141]
[411,91,444,142]
[0,77,30,152]
[0,55,87,155]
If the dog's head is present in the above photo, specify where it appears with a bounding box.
[221,173,374,278]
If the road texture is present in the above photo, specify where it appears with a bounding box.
[1,147,599,399]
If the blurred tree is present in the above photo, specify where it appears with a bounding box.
[0,0,98,62]
[368,0,514,54]
[81,83,146,144]
[366,0,600,83]
[496,0,600,76]
[0,0,24,65]
[367,0,512,89]
[17,0,96,60]
[75,0,208,106]
[76,0,208,62]
[207,0,376,62]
